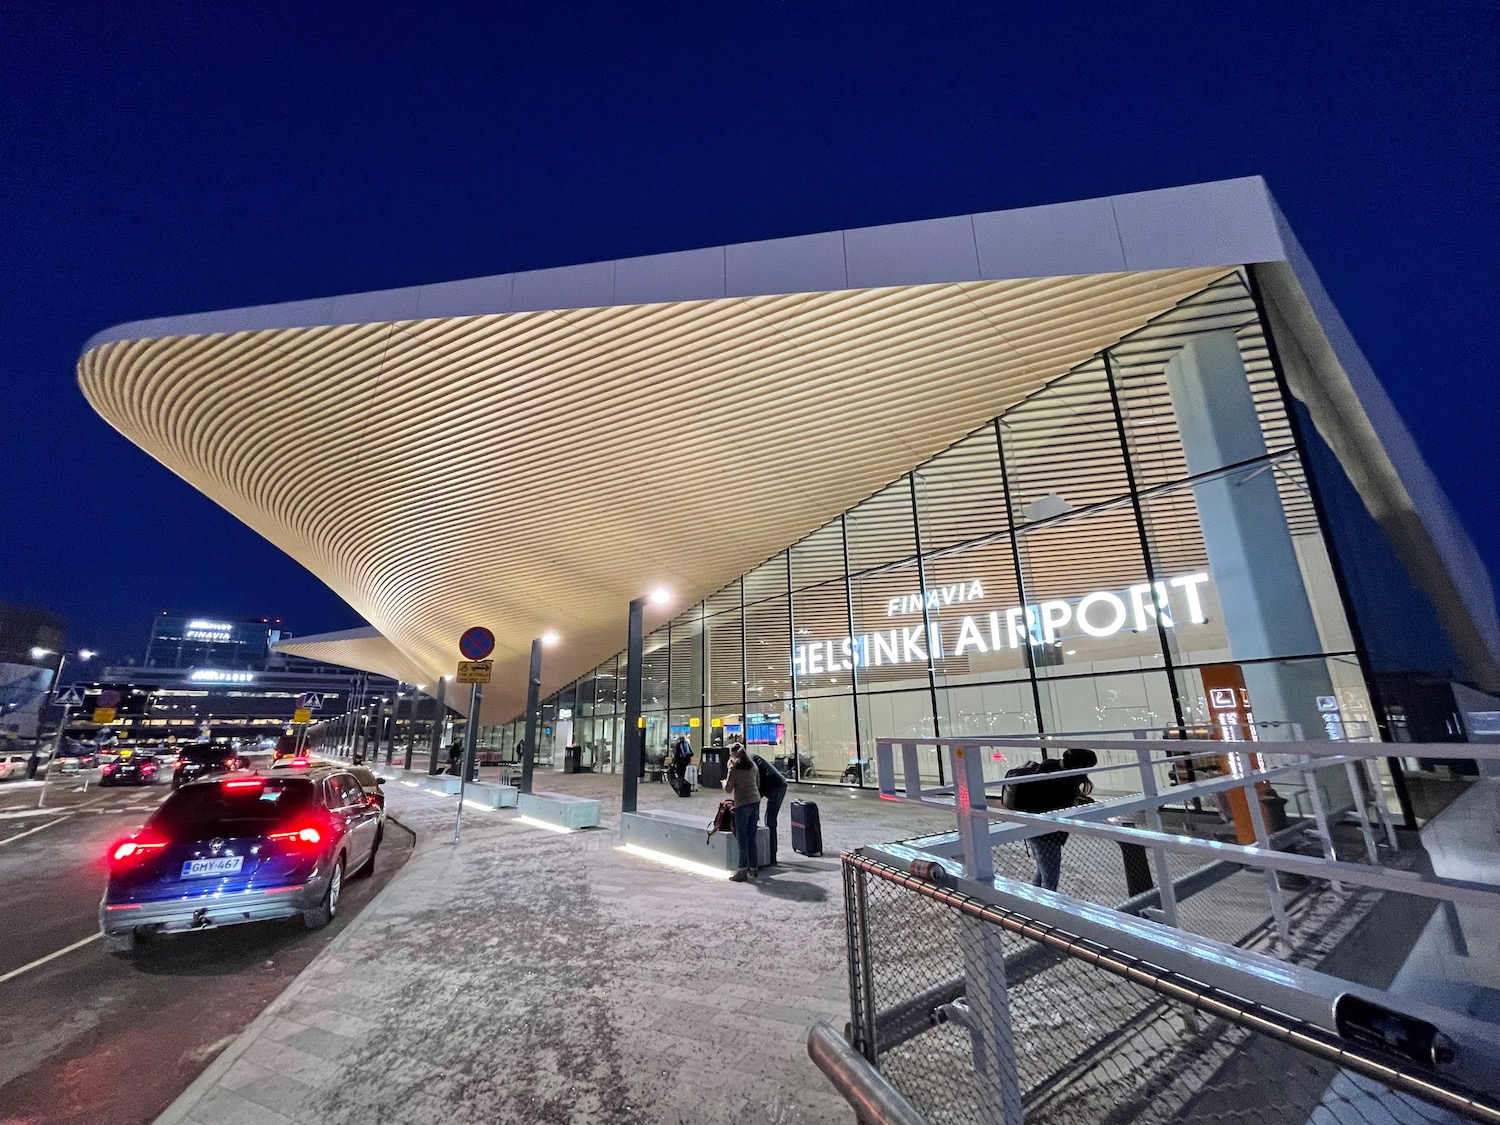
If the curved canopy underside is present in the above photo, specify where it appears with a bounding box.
[79,267,1229,720]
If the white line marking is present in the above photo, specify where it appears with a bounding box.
[0,933,101,984]
[0,815,73,846]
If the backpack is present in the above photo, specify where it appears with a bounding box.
[1001,759,1079,814]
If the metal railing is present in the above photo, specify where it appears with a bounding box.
[809,736,1500,1124]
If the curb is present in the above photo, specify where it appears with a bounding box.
[152,810,427,1125]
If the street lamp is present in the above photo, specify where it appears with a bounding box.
[519,631,560,795]
[30,647,96,760]
[622,589,671,815]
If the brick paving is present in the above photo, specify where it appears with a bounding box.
[155,769,958,1125]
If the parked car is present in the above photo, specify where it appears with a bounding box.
[100,766,383,953]
[1,754,32,781]
[171,745,239,789]
[101,749,160,787]
[271,756,386,818]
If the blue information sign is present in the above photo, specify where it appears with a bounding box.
[459,627,495,661]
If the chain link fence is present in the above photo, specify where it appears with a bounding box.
[842,854,1497,1125]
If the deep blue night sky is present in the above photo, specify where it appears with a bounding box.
[3,2,1496,666]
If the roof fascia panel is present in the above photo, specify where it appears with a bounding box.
[1112,176,1288,271]
[80,177,1289,353]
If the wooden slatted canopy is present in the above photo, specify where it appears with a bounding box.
[78,267,1230,720]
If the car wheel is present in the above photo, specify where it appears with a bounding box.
[102,930,135,956]
[354,829,382,879]
[302,855,344,930]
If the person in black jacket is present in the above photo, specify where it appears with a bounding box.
[750,751,788,866]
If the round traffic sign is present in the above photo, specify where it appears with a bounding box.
[459,627,495,661]
[99,689,122,708]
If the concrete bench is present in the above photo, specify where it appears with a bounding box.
[462,782,518,809]
[619,808,769,871]
[517,791,600,830]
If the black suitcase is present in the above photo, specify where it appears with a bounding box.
[790,799,823,857]
[676,778,692,797]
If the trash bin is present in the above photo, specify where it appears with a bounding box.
[1261,785,1290,833]
[563,745,582,774]
[1111,817,1156,898]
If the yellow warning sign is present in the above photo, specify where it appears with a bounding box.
[456,660,492,684]
[293,708,312,724]
[93,707,117,724]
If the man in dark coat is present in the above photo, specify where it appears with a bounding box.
[750,751,788,866]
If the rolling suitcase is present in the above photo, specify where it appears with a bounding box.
[676,777,692,797]
[790,799,823,857]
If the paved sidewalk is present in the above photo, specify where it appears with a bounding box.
[156,770,957,1125]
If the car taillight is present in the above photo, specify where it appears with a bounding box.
[223,778,264,790]
[110,837,166,865]
[102,763,115,774]
[269,824,322,846]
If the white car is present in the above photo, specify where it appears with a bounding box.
[0,753,33,781]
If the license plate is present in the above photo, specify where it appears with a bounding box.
[181,856,243,878]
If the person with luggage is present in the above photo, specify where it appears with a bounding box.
[750,751,787,866]
[669,734,694,795]
[1001,746,1096,891]
[722,742,761,882]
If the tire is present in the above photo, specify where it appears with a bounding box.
[302,855,344,930]
[102,930,135,955]
[353,828,382,879]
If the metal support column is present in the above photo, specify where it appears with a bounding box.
[520,637,543,795]
[427,676,448,775]
[402,690,418,771]
[455,681,482,843]
[948,741,994,883]
[621,596,646,815]
[1237,749,1292,949]
[369,695,387,767]
[1134,748,1181,928]
[960,915,1024,1125]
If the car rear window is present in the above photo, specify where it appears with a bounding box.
[181,746,235,763]
[150,779,316,836]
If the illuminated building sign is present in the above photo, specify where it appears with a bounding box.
[189,670,255,684]
[794,573,1210,674]
[185,620,235,642]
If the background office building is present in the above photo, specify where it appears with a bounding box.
[78,178,1500,823]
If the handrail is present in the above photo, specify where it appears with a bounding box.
[806,1020,928,1125]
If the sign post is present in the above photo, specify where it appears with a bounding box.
[453,627,495,844]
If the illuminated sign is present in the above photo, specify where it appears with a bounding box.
[189,670,255,684]
[887,580,985,617]
[185,619,235,642]
[793,573,1210,675]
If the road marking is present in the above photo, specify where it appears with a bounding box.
[0,933,100,985]
[0,806,68,821]
[0,815,73,846]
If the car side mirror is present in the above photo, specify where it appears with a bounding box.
[375,777,386,786]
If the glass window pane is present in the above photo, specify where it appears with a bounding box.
[707,611,744,710]
[744,596,792,702]
[1000,358,1129,530]
[793,578,852,698]
[1111,274,1296,493]
[912,427,1008,553]
[743,554,788,606]
[846,479,917,574]
[855,688,936,768]
[924,538,1027,687]
[669,608,703,713]
[790,521,846,591]
[641,628,668,710]
[1014,505,1168,679]
[793,693,856,784]
[1035,669,1177,739]
[850,560,929,692]
[705,578,741,619]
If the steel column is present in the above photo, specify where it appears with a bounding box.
[520,637,543,795]
[454,681,482,843]
[427,676,448,775]
[621,596,646,815]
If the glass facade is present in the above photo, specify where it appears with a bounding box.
[494,271,1399,785]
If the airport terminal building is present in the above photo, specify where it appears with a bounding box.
[78,178,1500,817]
